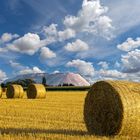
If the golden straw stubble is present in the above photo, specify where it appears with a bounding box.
[0,87,2,98]
[6,84,24,98]
[27,84,46,99]
[84,80,140,137]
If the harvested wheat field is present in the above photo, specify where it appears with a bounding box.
[0,91,139,140]
[0,87,2,98]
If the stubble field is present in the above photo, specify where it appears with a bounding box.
[0,91,138,140]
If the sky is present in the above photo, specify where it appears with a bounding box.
[0,0,140,83]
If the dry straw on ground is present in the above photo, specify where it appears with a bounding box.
[27,84,46,99]
[6,84,24,98]
[0,87,2,98]
[84,80,140,137]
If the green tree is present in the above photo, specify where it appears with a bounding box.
[1,83,5,88]
[42,77,46,86]
[5,79,36,88]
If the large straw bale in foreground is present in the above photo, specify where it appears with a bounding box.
[6,85,24,98]
[27,84,46,99]
[84,81,140,137]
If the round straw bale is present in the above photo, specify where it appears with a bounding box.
[0,87,2,98]
[84,80,140,137]
[6,84,24,98]
[27,84,46,99]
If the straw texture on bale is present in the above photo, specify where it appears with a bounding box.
[84,81,140,137]
[27,84,46,99]
[0,87,2,98]
[6,85,24,98]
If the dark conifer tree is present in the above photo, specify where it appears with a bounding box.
[42,77,46,86]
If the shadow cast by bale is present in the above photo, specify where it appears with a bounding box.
[0,127,88,136]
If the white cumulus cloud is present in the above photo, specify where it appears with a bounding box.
[53,70,60,74]
[63,0,113,39]
[117,37,140,52]
[114,61,121,68]
[0,70,7,83]
[43,24,76,43]
[121,49,140,73]
[7,33,42,55]
[66,59,95,77]
[65,39,89,52]
[98,69,127,79]
[58,28,76,41]
[19,66,44,75]
[43,24,58,37]
[40,47,56,60]
[0,33,19,43]
[9,60,24,70]
[98,61,109,69]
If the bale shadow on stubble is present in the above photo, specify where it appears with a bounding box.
[0,127,88,136]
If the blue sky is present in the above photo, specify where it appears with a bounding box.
[1,0,140,83]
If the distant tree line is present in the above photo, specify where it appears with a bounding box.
[1,79,36,88]
[58,83,74,87]
[1,76,75,88]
